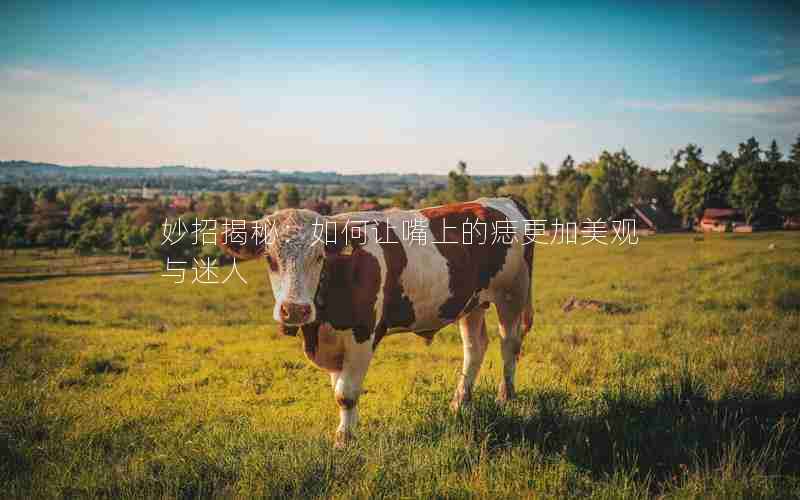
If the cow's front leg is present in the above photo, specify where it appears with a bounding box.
[451,307,488,411]
[333,334,374,447]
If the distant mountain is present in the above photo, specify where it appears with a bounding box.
[0,160,507,194]
[0,161,221,179]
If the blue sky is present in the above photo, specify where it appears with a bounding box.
[1,1,798,174]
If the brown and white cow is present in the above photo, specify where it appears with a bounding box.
[218,197,534,446]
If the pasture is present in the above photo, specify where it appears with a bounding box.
[1,232,799,498]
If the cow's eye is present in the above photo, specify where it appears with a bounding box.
[266,255,278,272]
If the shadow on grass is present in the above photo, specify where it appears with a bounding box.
[3,371,799,498]
[403,375,800,490]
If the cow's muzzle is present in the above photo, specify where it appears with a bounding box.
[279,301,313,325]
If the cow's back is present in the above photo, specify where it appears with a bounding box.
[377,197,531,335]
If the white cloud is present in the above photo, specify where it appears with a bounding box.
[750,65,800,85]
[621,97,800,115]
[751,72,785,84]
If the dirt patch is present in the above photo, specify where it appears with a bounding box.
[561,296,633,315]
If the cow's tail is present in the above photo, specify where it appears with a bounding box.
[503,195,535,334]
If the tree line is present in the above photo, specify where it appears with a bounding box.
[425,135,800,227]
[1,134,799,261]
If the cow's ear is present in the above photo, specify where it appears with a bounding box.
[217,220,268,260]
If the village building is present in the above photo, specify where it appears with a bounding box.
[358,201,384,211]
[784,215,800,230]
[169,196,193,212]
[612,202,684,234]
[698,208,746,232]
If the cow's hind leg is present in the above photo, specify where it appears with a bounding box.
[333,335,373,447]
[451,307,488,411]
[495,296,525,403]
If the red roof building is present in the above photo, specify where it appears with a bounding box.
[699,208,744,232]
[358,201,383,211]
[169,196,193,211]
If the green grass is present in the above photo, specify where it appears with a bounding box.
[1,232,799,498]
[0,249,159,281]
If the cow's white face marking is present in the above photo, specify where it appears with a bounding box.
[263,209,327,325]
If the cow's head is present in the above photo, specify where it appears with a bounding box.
[218,209,329,326]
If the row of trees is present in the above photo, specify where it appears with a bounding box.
[0,185,307,257]
[1,134,799,258]
[427,135,800,226]
[671,138,800,225]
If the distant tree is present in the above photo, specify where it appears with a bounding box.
[261,190,278,210]
[555,176,583,222]
[736,137,762,165]
[706,150,736,208]
[578,183,609,220]
[673,170,710,225]
[203,195,226,219]
[668,144,706,191]
[242,201,262,220]
[57,189,80,209]
[447,161,471,202]
[131,203,166,228]
[67,194,104,231]
[778,184,800,217]
[508,174,525,185]
[670,145,714,224]
[784,134,800,193]
[790,134,800,166]
[72,216,114,255]
[728,137,768,224]
[27,196,67,253]
[525,162,556,220]
[224,192,242,216]
[633,169,669,205]
[591,149,639,218]
[0,186,31,253]
[422,189,449,207]
[553,155,587,222]
[729,166,763,225]
[763,140,784,215]
[556,155,575,182]
[0,186,23,216]
[38,186,59,204]
[391,188,413,209]
[766,139,782,164]
[278,184,301,209]
[479,180,504,197]
[113,213,150,258]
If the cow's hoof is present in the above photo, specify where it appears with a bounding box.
[496,382,516,404]
[334,430,353,448]
[450,393,471,412]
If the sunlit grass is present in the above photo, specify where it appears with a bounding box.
[1,232,799,498]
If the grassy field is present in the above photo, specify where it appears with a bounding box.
[1,232,800,498]
[0,250,160,281]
